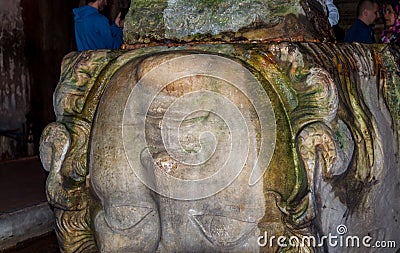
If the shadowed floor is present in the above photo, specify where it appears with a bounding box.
[2,232,59,253]
[0,156,47,213]
[0,156,59,252]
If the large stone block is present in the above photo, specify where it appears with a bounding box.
[123,0,334,44]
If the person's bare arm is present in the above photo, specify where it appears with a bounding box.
[114,12,125,28]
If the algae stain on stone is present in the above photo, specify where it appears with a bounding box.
[162,0,306,38]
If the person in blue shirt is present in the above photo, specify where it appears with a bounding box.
[73,0,124,51]
[344,0,380,43]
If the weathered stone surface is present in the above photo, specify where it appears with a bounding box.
[0,0,30,160]
[40,42,400,252]
[123,0,334,44]
[0,0,30,132]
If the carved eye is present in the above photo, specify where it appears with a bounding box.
[104,204,154,232]
[188,209,257,248]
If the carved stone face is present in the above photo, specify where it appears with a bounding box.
[89,52,277,252]
[40,42,400,253]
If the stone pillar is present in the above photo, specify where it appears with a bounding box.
[0,0,30,160]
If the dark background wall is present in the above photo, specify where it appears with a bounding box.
[0,0,129,160]
[0,0,79,160]
[0,0,385,161]
[21,0,80,157]
[0,0,31,159]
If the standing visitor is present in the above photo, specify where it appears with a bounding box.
[344,0,380,43]
[73,0,124,51]
[381,0,400,45]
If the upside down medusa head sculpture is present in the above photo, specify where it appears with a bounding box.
[40,0,400,252]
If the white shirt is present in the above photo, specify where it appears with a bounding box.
[326,0,339,26]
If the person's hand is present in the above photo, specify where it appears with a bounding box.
[115,12,125,28]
